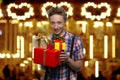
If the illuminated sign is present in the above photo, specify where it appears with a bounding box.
[41,2,73,18]
[7,2,34,20]
[81,2,111,20]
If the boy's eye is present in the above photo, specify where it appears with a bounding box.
[57,22,62,24]
[50,21,62,25]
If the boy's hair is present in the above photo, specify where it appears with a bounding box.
[47,7,67,22]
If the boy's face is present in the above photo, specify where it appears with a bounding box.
[49,14,66,35]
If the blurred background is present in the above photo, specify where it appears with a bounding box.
[0,0,120,80]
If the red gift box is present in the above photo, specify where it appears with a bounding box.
[34,48,60,67]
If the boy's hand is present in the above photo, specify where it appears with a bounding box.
[60,51,70,63]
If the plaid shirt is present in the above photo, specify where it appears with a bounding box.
[44,31,84,80]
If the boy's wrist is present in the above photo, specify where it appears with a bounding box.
[67,58,71,64]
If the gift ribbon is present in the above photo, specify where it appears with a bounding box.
[54,40,66,51]
[37,33,51,48]
[62,42,66,50]
[55,42,60,50]
[53,34,64,40]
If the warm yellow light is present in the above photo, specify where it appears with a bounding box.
[7,2,34,20]
[104,35,108,59]
[84,61,89,67]
[38,65,41,70]
[0,20,7,23]
[57,2,73,17]
[37,22,42,27]
[81,2,111,20]
[27,57,32,61]
[17,36,20,57]
[37,21,49,28]
[12,53,20,58]
[83,48,86,55]
[106,22,112,27]
[23,60,29,64]
[6,53,11,58]
[19,23,23,27]
[112,36,115,58]
[0,9,3,18]
[95,61,99,78]
[24,22,33,27]
[94,21,104,28]
[0,53,5,58]
[42,2,56,17]
[21,36,24,58]
[76,21,87,33]
[10,20,19,24]
[90,35,93,59]
[41,21,49,25]
[117,8,120,17]
[41,2,73,18]
[20,63,25,67]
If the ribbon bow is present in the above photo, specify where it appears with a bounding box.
[53,34,64,41]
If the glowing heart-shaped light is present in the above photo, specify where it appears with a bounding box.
[41,2,73,18]
[81,2,111,20]
[7,2,34,20]
[117,7,120,17]
[0,9,3,18]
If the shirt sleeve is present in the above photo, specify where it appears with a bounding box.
[73,36,84,60]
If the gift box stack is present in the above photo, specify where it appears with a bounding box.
[33,34,66,68]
